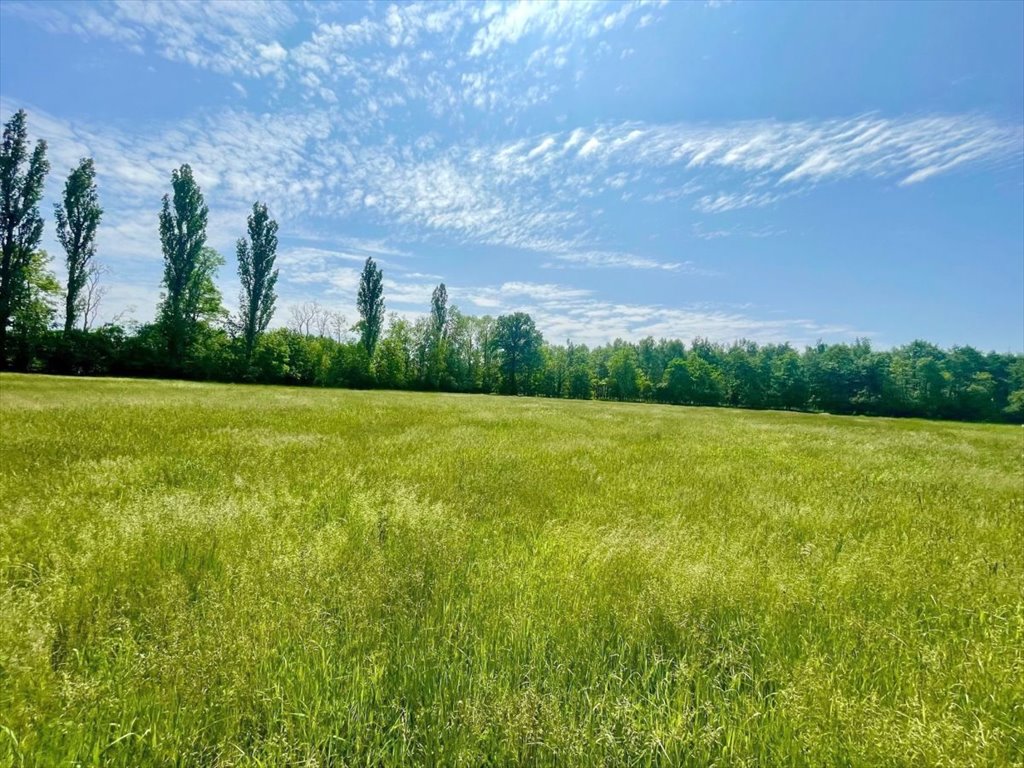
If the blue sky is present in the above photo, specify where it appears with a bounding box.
[1,0,1022,349]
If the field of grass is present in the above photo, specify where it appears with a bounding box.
[1,374,1022,766]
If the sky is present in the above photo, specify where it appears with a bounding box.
[1,0,1022,351]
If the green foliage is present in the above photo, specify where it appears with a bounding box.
[50,325,125,376]
[1,375,1021,766]
[491,311,543,395]
[7,250,60,369]
[607,345,642,401]
[152,245,226,375]
[1005,358,1024,417]
[10,305,1023,422]
[0,109,49,365]
[769,346,807,409]
[424,282,449,389]
[10,250,60,334]
[660,357,692,403]
[188,247,227,325]
[442,307,476,391]
[356,257,385,358]
[429,281,447,339]
[280,330,333,386]
[566,342,593,400]
[328,340,372,389]
[236,201,279,360]
[55,157,102,334]
[155,162,209,366]
[374,316,414,389]
[686,354,725,406]
[251,328,292,383]
[186,323,234,381]
[158,164,210,366]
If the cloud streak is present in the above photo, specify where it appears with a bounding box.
[488,114,1024,211]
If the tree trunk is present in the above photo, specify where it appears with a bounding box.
[0,314,8,369]
[64,292,75,336]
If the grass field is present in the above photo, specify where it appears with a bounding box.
[1,374,1021,766]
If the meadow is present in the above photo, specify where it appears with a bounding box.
[1,373,1021,767]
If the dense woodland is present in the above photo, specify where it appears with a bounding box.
[3,110,1022,423]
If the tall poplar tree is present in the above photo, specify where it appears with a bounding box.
[430,282,448,339]
[0,110,49,364]
[236,201,279,360]
[356,257,384,358]
[158,164,209,365]
[55,158,103,335]
[426,282,449,386]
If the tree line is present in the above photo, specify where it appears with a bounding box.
[2,110,1021,423]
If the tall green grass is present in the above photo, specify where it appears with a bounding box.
[1,374,1021,766]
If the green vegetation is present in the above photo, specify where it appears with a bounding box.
[2,374,1021,766]
[3,109,1022,424]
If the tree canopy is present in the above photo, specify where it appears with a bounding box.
[0,109,49,364]
[55,158,102,335]
[158,164,209,366]
[356,257,384,358]
[491,312,543,395]
[237,201,279,360]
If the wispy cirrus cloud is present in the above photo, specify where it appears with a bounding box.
[13,4,1018,216]
[11,93,1020,295]
[694,191,787,214]
[542,251,695,272]
[6,0,656,123]
[342,113,1023,253]
[5,0,297,77]
[467,0,654,57]
[486,114,1024,211]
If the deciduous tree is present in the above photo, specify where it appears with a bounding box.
[79,264,110,332]
[158,164,209,365]
[0,110,49,365]
[608,346,641,401]
[55,158,102,335]
[356,257,384,358]
[661,357,692,403]
[236,202,279,360]
[426,282,449,387]
[491,312,543,395]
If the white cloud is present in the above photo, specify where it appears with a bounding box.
[498,281,592,300]
[560,115,1022,185]
[578,137,602,158]
[484,114,1022,213]
[457,283,867,346]
[13,0,299,78]
[470,1,588,56]
[545,251,687,271]
[258,40,287,64]
[12,94,1019,277]
[5,1,594,118]
[694,191,786,214]
[468,0,653,56]
[527,137,556,159]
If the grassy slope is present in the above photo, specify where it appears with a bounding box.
[1,374,1021,767]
